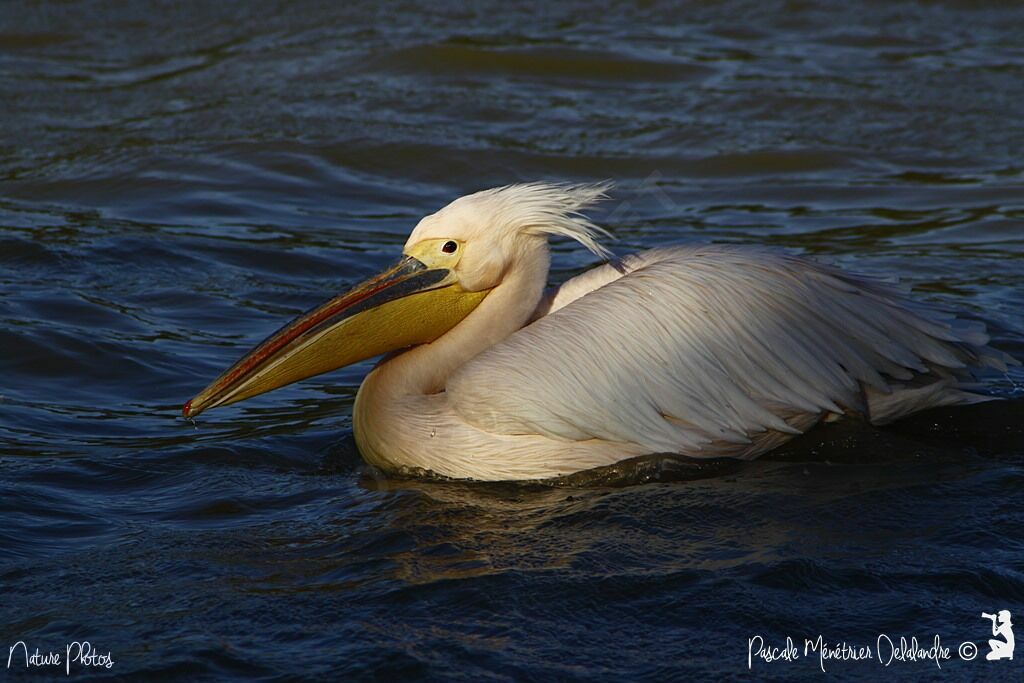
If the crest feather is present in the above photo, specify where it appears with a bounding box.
[473,182,614,259]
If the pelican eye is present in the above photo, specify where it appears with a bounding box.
[442,240,458,254]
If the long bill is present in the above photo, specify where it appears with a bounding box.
[183,256,488,418]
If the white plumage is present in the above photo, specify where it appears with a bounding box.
[452,246,1006,449]
[186,182,1017,481]
[351,184,1015,480]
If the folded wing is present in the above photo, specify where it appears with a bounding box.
[447,246,1014,457]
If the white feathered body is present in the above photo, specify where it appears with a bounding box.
[354,245,1013,481]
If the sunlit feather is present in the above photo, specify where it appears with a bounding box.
[349,184,1016,480]
[186,182,1017,481]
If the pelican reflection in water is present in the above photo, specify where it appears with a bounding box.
[183,183,1017,480]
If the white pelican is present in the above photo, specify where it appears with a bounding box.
[183,183,1017,480]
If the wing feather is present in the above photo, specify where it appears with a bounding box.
[446,245,1015,458]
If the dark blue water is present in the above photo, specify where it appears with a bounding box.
[2,1,1023,679]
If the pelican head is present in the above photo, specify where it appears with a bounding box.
[183,182,611,418]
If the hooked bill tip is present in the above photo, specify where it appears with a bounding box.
[182,399,193,418]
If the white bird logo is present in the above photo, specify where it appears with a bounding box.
[982,610,1014,661]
